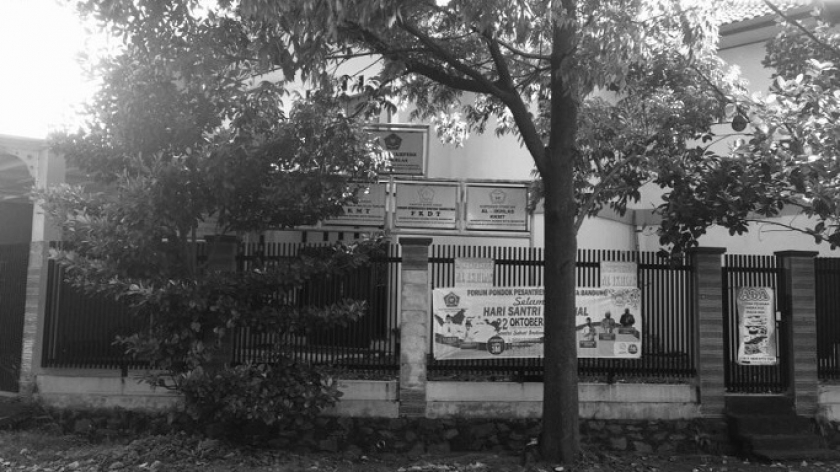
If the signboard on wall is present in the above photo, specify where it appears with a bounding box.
[431,287,642,360]
[465,185,528,231]
[736,287,777,365]
[325,183,387,227]
[370,127,427,176]
[394,182,458,229]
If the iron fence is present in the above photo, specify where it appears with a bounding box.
[42,259,148,370]
[427,246,696,380]
[816,257,840,381]
[42,242,400,376]
[0,244,29,392]
[722,254,786,393]
[231,242,401,376]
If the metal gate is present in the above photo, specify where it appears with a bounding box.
[0,244,29,393]
[722,254,788,394]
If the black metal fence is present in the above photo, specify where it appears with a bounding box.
[722,254,787,393]
[230,242,401,376]
[817,257,840,381]
[0,244,29,392]
[427,246,696,380]
[42,242,401,376]
[42,259,148,370]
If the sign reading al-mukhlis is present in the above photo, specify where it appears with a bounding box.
[465,185,528,232]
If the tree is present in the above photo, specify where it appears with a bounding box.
[62,0,748,463]
[656,2,840,252]
[41,3,389,433]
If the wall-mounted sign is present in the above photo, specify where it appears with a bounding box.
[454,258,494,288]
[325,183,387,227]
[395,182,458,229]
[600,261,638,289]
[370,127,427,176]
[465,185,528,231]
[736,287,777,366]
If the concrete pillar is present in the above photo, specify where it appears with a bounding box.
[689,247,727,418]
[776,251,819,416]
[18,241,48,396]
[17,143,62,398]
[398,237,432,418]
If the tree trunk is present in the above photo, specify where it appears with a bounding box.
[540,2,580,464]
[540,138,580,464]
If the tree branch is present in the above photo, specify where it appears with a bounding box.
[763,0,840,62]
[396,19,513,99]
[745,217,827,241]
[575,154,641,231]
[495,37,552,61]
[345,23,493,94]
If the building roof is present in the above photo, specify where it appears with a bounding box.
[717,0,812,26]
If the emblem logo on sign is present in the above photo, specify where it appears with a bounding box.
[443,292,460,307]
[418,186,435,204]
[490,189,507,204]
[383,133,402,150]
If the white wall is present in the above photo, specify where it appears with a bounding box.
[531,214,637,250]
[424,128,534,181]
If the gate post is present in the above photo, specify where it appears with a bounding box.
[776,251,819,416]
[18,241,49,397]
[398,237,432,418]
[689,247,727,417]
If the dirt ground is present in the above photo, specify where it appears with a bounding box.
[3,431,840,472]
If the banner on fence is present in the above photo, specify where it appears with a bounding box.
[736,287,777,366]
[454,258,494,288]
[432,287,642,360]
[600,261,637,289]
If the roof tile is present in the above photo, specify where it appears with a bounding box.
[717,0,812,26]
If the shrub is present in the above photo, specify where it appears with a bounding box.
[177,359,342,431]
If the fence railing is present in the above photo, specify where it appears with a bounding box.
[42,242,401,376]
[231,242,401,376]
[0,243,30,392]
[42,259,149,370]
[427,246,696,380]
[817,257,840,381]
[35,234,840,386]
[722,254,787,393]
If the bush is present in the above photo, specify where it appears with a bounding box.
[177,359,341,433]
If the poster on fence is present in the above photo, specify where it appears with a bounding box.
[432,287,642,360]
[736,287,777,366]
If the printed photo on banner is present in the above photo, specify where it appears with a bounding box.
[574,288,642,359]
[431,287,642,360]
[736,287,777,365]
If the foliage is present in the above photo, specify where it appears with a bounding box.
[113,239,383,377]
[656,9,840,253]
[177,361,342,430]
[44,0,391,437]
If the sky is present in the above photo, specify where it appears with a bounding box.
[0,0,101,139]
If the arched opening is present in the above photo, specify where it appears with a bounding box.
[0,152,34,244]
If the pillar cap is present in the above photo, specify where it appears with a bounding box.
[775,250,819,258]
[399,237,433,247]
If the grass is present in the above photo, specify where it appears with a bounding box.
[3,429,840,472]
